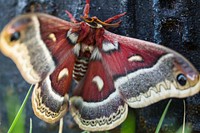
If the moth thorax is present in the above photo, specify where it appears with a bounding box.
[73,57,89,82]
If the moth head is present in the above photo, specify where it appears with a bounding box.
[172,55,199,91]
[81,16,123,29]
[0,14,35,56]
[82,17,103,28]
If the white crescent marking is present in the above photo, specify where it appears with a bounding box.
[128,55,143,62]
[48,33,56,42]
[92,76,104,92]
[58,68,69,81]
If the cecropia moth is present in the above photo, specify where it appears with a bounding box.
[0,0,199,131]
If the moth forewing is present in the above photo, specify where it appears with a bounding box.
[0,14,56,84]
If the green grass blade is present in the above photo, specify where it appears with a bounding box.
[29,118,32,133]
[176,124,192,133]
[155,99,172,133]
[175,100,192,133]
[7,85,33,133]
[4,86,26,133]
[58,118,63,133]
[121,109,136,133]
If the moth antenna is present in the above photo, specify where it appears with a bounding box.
[104,12,126,24]
[86,0,90,4]
[65,10,78,23]
[83,0,90,18]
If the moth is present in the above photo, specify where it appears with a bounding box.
[0,0,200,131]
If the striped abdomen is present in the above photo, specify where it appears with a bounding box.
[73,57,89,82]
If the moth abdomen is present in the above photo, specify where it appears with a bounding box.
[73,57,89,82]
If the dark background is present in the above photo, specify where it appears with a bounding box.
[0,0,200,133]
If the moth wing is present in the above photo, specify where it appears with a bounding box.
[0,13,80,123]
[70,30,200,131]
[0,13,80,83]
[31,14,79,123]
[102,30,200,108]
[32,51,76,123]
[70,60,128,131]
